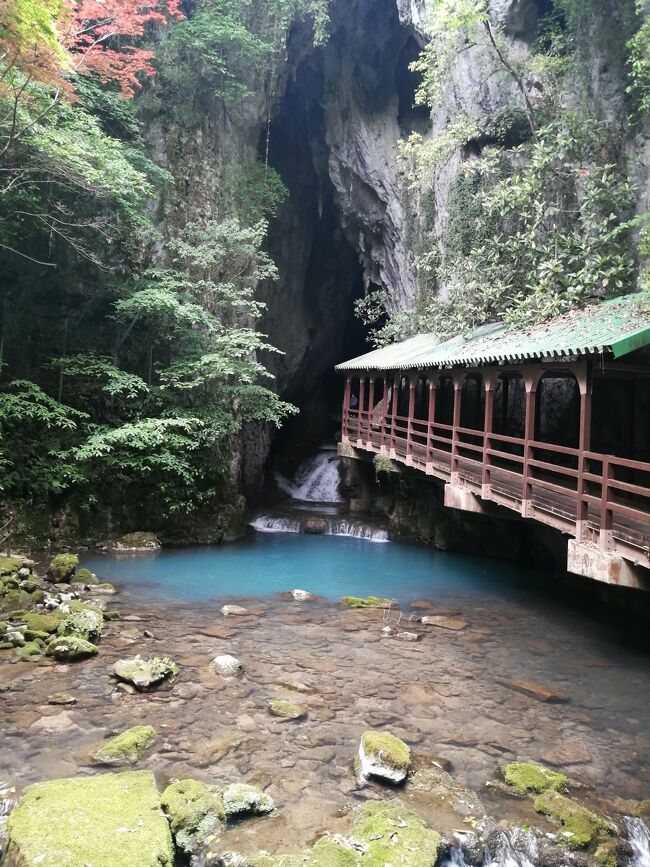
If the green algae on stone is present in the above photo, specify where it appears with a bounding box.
[15,639,44,661]
[534,790,611,849]
[92,725,156,766]
[57,607,104,643]
[223,783,275,817]
[502,762,567,796]
[340,595,393,609]
[268,699,307,720]
[46,553,79,582]
[161,778,225,854]
[359,730,410,783]
[22,612,61,635]
[74,567,96,583]
[117,532,160,550]
[46,634,98,660]
[113,655,178,689]
[308,835,359,866]
[0,556,25,576]
[6,770,174,867]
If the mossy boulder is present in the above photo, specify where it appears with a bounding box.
[502,762,567,796]
[223,783,274,817]
[341,596,393,609]
[359,730,410,783]
[268,699,307,720]
[0,556,26,576]
[92,725,156,766]
[6,770,174,867]
[57,607,104,643]
[75,567,96,583]
[117,532,160,551]
[46,635,98,660]
[534,790,612,849]
[15,640,44,661]
[46,553,79,583]
[1,589,32,612]
[22,612,61,636]
[93,582,116,594]
[161,778,225,854]
[308,802,439,866]
[113,655,178,689]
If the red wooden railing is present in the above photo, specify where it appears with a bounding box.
[342,407,650,567]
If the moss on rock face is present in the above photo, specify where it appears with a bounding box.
[6,770,174,867]
[359,730,410,783]
[534,790,611,849]
[340,596,393,609]
[502,762,567,796]
[46,553,79,583]
[161,778,225,854]
[0,556,26,576]
[268,700,306,720]
[117,532,160,550]
[75,567,96,583]
[22,612,61,635]
[223,783,274,817]
[57,608,104,643]
[308,836,359,866]
[46,635,98,660]
[92,725,156,766]
[15,639,44,661]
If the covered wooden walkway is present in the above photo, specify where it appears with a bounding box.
[336,294,650,588]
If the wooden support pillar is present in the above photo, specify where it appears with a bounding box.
[357,376,366,446]
[575,361,593,543]
[482,371,499,498]
[380,377,389,451]
[366,376,375,445]
[521,366,543,517]
[450,372,464,484]
[342,376,352,442]
[389,373,400,456]
[406,374,417,464]
[426,373,438,472]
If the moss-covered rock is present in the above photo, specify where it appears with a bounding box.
[161,778,225,854]
[22,612,61,635]
[340,596,393,609]
[534,790,612,849]
[15,640,44,661]
[75,567,96,583]
[359,730,410,783]
[57,607,103,643]
[92,725,156,766]
[268,699,307,720]
[0,556,26,576]
[117,532,161,550]
[46,635,98,660]
[1,589,32,612]
[6,770,174,867]
[46,553,79,583]
[502,762,567,796]
[113,655,178,689]
[223,784,274,817]
[93,582,116,594]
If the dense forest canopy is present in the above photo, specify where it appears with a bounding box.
[0,0,648,540]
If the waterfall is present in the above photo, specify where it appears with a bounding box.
[626,817,650,867]
[443,829,537,867]
[0,781,14,859]
[250,514,389,542]
[275,450,343,503]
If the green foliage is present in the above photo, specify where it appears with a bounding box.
[627,0,650,115]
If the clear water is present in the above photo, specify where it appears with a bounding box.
[80,532,538,603]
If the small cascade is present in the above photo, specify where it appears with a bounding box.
[328,520,389,542]
[275,449,343,503]
[443,828,537,867]
[625,817,650,867]
[0,781,15,859]
[249,515,301,534]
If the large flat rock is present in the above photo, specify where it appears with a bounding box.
[6,770,174,867]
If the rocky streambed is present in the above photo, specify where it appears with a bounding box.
[0,550,649,865]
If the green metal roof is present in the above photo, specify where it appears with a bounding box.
[336,293,650,372]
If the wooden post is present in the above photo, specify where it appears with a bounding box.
[482,371,499,498]
[426,374,438,472]
[342,376,352,442]
[389,373,399,456]
[450,373,464,484]
[521,367,543,517]
[575,360,592,542]
[367,376,375,445]
[357,376,366,446]
[380,377,389,451]
[405,374,417,463]
[599,455,613,551]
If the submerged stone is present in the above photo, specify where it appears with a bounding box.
[420,615,468,630]
[534,790,611,849]
[268,699,307,720]
[46,635,98,660]
[221,604,250,616]
[92,724,157,766]
[46,553,79,583]
[223,783,274,817]
[6,770,174,867]
[212,654,243,677]
[161,778,225,854]
[292,588,315,601]
[47,692,77,705]
[359,730,410,783]
[113,654,178,689]
[498,678,570,703]
[502,762,567,796]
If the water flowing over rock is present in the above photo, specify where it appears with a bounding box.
[626,817,650,867]
[250,513,389,541]
[275,450,343,503]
